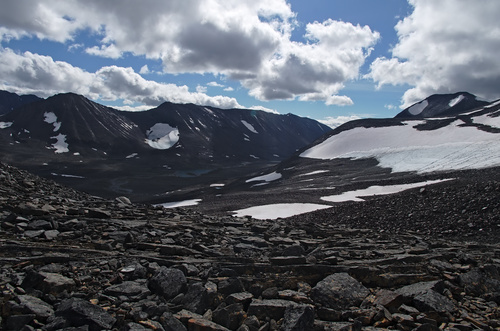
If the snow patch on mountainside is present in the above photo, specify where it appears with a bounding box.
[408,100,428,115]
[321,179,453,203]
[246,171,282,183]
[449,94,465,107]
[0,122,13,129]
[241,120,258,134]
[157,199,202,208]
[49,133,69,153]
[145,123,179,150]
[472,114,500,128]
[44,112,61,132]
[233,203,332,220]
[300,120,500,173]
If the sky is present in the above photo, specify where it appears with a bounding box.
[0,0,499,127]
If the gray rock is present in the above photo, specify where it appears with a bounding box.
[160,312,187,331]
[413,290,456,313]
[120,263,148,280]
[39,271,76,294]
[311,273,370,310]
[44,229,60,240]
[104,281,150,298]
[148,267,187,299]
[247,299,298,321]
[55,297,116,331]
[27,219,52,230]
[183,281,219,314]
[218,277,245,297]
[9,295,54,320]
[280,304,314,331]
[213,303,246,330]
[458,269,500,296]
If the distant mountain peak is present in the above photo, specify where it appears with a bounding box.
[395,92,489,119]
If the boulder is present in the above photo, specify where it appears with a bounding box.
[148,267,187,299]
[280,304,315,331]
[310,273,370,310]
[55,297,116,331]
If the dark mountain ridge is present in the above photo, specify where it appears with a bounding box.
[395,92,489,119]
[0,91,331,201]
[0,90,41,115]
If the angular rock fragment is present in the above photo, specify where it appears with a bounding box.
[55,297,116,331]
[148,267,187,299]
[104,281,150,298]
[311,273,370,310]
[247,299,298,321]
[280,304,315,331]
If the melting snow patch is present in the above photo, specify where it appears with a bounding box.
[321,179,453,203]
[0,122,13,129]
[246,171,282,183]
[126,153,138,159]
[241,120,258,133]
[50,134,69,153]
[233,203,332,220]
[449,95,465,107]
[210,183,225,187]
[408,100,428,115]
[44,112,61,132]
[157,199,202,208]
[145,123,179,150]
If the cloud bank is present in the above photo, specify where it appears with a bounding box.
[0,49,243,109]
[367,0,500,108]
[0,0,379,107]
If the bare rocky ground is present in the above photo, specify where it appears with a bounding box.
[1,161,499,330]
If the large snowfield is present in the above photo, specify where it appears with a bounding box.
[300,118,500,173]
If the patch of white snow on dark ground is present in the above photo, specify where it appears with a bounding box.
[146,123,179,150]
[157,199,202,208]
[321,179,453,203]
[233,203,332,220]
[246,171,282,183]
[241,120,258,133]
[44,112,61,131]
[472,114,500,129]
[50,134,69,153]
[0,122,13,129]
[408,100,428,115]
[448,94,464,107]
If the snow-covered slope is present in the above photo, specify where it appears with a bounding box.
[300,101,500,174]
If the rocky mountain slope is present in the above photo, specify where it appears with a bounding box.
[0,92,330,202]
[1,162,499,330]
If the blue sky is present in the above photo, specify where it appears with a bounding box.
[1,0,499,127]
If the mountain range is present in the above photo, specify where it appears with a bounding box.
[0,92,330,200]
[1,90,500,216]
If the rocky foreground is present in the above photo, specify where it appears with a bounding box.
[0,162,499,331]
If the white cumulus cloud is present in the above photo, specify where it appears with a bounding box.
[367,0,500,108]
[0,0,380,107]
[319,115,362,128]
